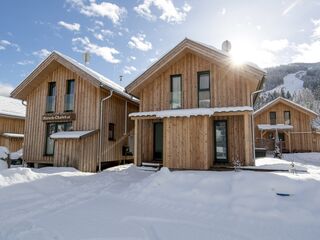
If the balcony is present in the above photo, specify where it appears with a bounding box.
[64,94,74,112]
[170,91,182,109]
[46,96,56,113]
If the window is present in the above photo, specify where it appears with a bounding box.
[198,71,210,108]
[170,75,182,109]
[269,112,276,125]
[65,79,75,112]
[284,111,291,125]
[45,122,72,155]
[108,123,115,141]
[46,82,56,113]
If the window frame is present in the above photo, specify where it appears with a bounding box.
[197,71,211,108]
[108,123,115,141]
[170,74,182,109]
[65,79,75,112]
[44,122,72,156]
[46,82,56,113]
[269,111,277,125]
[284,111,291,125]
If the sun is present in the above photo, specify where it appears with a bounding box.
[229,38,257,66]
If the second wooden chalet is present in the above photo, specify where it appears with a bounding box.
[126,38,266,169]
[254,97,320,153]
[11,51,138,172]
[0,96,25,152]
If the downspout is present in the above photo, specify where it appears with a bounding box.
[250,89,263,164]
[124,101,128,135]
[99,89,113,172]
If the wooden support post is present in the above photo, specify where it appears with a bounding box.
[134,119,139,166]
[243,112,252,166]
[288,132,292,153]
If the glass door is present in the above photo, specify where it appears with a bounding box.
[153,122,163,161]
[214,120,228,164]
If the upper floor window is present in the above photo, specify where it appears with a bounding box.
[269,112,276,125]
[284,111,291,125]
[65,79,75,112]
[170,75,182,109]
[198,71,210,108]
[46,82,56,113]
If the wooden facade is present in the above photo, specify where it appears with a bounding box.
[11,52,138,172]
[0,96,25,152]
[127,38,265,169]
[254,97,320,153]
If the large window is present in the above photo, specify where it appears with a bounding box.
[170,75,182,109]
[46,82,56,113]
[269,112,277,125]
[198,71,210,108]
[284,111,291,125]
[65,79,75,112]
[45,122,72,155]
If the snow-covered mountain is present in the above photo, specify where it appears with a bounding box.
[255,62,320,114]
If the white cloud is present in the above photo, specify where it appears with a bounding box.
[58,21,81,31]
[94,20,104,27]
[149,57,158,62]
[33,49,51,59]
[261,39,289,52]
[72,36,120,63]
[221,8,226,15]
[282,0,301,16]
[292,41,320,63]
[92,28,113,41]
[0,83,14,97]
[123,65,137,74]
[311,19,320,39]
[0,39,20,52]
[128,34,152,51]
[17,60,34,65]
[134,0,191,24]
[130,56,136,60]
[67,0,126,24]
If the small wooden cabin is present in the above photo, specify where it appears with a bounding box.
[11,51,138,172]
[0,96,25,152]
[126,38,266,169]
[254,97,320,153]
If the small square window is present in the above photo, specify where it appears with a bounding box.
[108,123,115,141]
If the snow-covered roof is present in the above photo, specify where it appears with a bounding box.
[257,124,293,131]
[254,97,318,117]
[129,106,253,119]
[50,130,96,139]
[0,96,26,119]
[2,133,24,138]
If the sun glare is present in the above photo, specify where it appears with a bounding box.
[230,38,257,66]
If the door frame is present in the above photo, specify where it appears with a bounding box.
[213,120,228,164]
[153,122,163,161]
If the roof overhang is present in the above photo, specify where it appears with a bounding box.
[129,106,253,120]
[125,38,266,97]
[1,133,24,138]
[50,130,98,140]
[254,97,318,118]
[257,124,293,131]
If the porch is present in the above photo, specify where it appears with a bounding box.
[130,107,254,169]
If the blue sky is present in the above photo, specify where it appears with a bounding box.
[0,0,320,96]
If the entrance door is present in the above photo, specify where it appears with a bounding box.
[214,120,228,164]
[153,122,163,161]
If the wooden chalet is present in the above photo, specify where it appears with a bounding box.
[126,38,266,169]
[0,96,25,152]
[11,51,138,172]
[254,97,320,153]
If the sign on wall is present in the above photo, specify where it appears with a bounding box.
[42,113,76,122]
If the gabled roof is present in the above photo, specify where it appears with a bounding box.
[0,96,26,119]
[254,97,318,117]
[11,51,137,102]
[125,38,266,96]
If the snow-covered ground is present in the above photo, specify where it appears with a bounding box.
[0,153,320,239]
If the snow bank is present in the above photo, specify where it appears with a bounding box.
[0,96,26,118]
[9,148,23,160]
[0,160,7,171]
[0,146,9,159]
